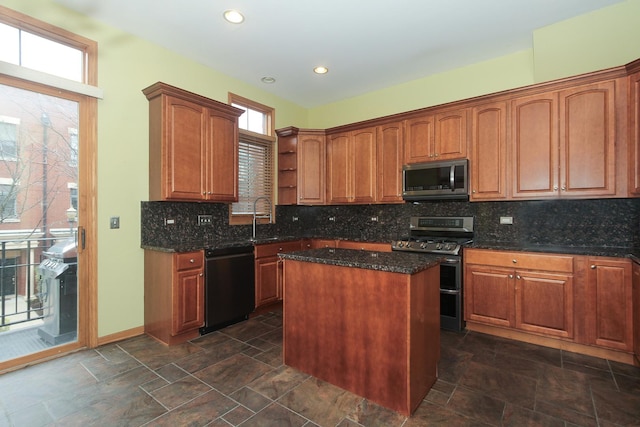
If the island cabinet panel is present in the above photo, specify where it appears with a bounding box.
[283,260,440,416]
[632,261,640,363]
[144,82,243,202]
[470,101,508,200]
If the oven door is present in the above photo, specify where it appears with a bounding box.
[439,256,464,331]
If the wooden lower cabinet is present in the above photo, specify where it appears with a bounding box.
[585,257,633,351]
[465,248,635,361]
[144,250,205,345]
[254,240,302,308]
[633,261,640,363]
[465,259,573,338]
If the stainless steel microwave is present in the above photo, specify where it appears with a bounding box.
[402,159,469,201]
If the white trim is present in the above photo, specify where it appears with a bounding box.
[0,61,103,99]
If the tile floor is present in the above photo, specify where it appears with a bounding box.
[0,310,639,426]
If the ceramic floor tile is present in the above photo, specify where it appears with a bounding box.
[229,386,273,412]
[248,365,309,400]
[149,375,212,410]
[501,403,565,427]
[240,402,308,427]
[220,318,277,342]
[459,361,537,409]
[194,353,273,395]
[141,389,237,427]
[347,399,407,427]
[277,377,363,426]
[403,401,488,427]
[447,386,506,426]
[536,364,596,416]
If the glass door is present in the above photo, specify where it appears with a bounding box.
[0,82,80,362]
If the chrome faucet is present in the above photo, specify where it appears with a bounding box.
[252,196,272,240]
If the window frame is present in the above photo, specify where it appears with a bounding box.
[228,93,276,226]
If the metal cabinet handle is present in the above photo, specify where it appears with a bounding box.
[561,186,566,191]
[472,189,476,193]
[509,274,514,279]
[279,247,283,251]
[199,273,203,277]
[190,259,195,263]
[553,186,558,191]
[512,259,517,263]
[516,275,521,279]
[591,265,596,269]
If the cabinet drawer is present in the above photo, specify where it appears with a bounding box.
[464,249,573,273]
[255,240,302,258]
[175,251,204,271]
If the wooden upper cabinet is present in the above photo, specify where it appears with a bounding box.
[630,71,640,195]
[470,102,508,200]
[404,108,467,164]
[327,128,376,204]
[404,115,434,163]
[559,80,617,197]
[143,82,243,202]
[511,93,559,199]
[376,122,404,203]
[434,109,468,160]
[511,81,617,200]
[276,127,326,205]
[297,132,326,205]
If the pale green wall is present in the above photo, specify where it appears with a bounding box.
[2,0,639,339]
[0,0,308,337]
[533,0,640,82]
[308,0,640,129]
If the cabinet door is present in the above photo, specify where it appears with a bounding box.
[377,122,404,203]
[205,111,238,201]
[515,271,574,338]
[255,256,280,307]
[633,262,640,358]
[511,93,559,199]
[464,265,515,328]
[351,127,377,203]
[434,109,468,160]
[559,81,616,197]
[404,116,434,164]
[470,102,508,200]
[587,258,633,351]
[630,72,640,195]
[327,133,351,204]
[172,268,204,335]
[164,96,207,200]
[298,133,326,205]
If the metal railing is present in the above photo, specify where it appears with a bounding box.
[0,236,59,330]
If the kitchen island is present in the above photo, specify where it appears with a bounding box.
[279,248,441,416]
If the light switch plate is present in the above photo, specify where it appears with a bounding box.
[110,216,120,229]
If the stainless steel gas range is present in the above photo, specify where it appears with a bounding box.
[392,216,474,332]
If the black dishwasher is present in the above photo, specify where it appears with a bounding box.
[200,245,255,335]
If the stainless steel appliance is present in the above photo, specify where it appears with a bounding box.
[392,216,474,331]
[200,245,255,335]
[402,159,468,200]
[37,238,78,345]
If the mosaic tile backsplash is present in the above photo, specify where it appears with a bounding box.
[141,198,640,251]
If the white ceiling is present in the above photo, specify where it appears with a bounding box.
[54,0,624,108]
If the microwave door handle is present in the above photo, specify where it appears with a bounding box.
[449,165,455,191]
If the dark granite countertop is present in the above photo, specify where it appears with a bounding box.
[279,247,440,275]
[141,235,303,253]
[469,242,638,259]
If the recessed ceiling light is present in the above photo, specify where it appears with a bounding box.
[223,9,244,24]
[261,76,276,84]
[313,66,329,74]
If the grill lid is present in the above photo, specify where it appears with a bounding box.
[43,238,77,260]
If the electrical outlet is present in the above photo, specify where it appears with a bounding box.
[370,216,379,222]
[110,216,120,229]
[198,215,213,226]
[500,216,513,225]
[328,216,336,222]
[164,218,175,225]
[292,216,299,222]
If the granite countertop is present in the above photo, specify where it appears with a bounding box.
[469,242,639,259]
[279,247,440,275]
[141,235,302,253]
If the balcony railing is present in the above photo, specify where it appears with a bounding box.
[0,236,61,330]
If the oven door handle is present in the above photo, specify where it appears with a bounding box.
[440,289,460,295]
[441,258,460,264]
